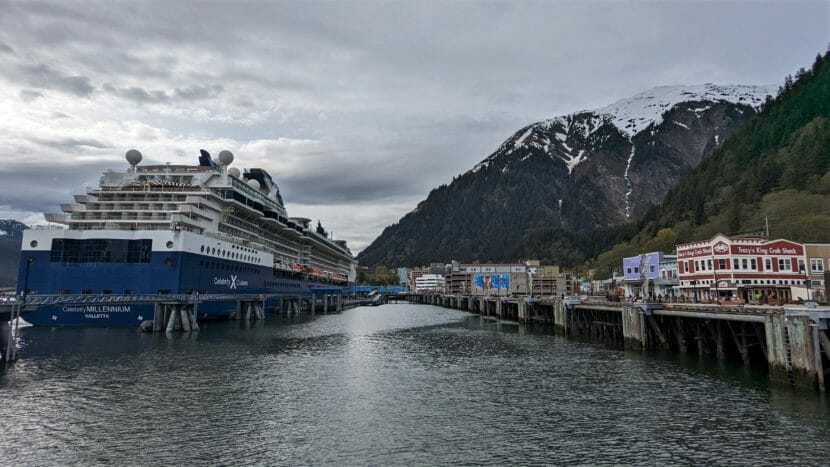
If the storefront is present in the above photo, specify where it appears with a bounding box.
[676,234,811,305]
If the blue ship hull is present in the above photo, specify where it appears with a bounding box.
[17,250,346,327]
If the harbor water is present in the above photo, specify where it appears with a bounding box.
[2,304,830,465]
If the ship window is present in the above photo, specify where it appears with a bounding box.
[50,239,151,264]
[201,245,205,253]
[30,240,38,248]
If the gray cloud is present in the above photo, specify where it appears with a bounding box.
[14,63,95,97]
[0,163,112,214]
[19,89,43,102]
[101,83,168,103]
[32,137,109,151]
[173,84,224,100]
[0,0,827,251]
[101,83,224,103]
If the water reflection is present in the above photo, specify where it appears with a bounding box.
[1,304,829,465]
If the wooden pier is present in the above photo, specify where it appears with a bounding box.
[402,293,830,392]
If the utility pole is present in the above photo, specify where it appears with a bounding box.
[765,217,770,238]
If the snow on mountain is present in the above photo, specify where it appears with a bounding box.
[0,220,28,239]
[588,83,776,137]
[471,83,776,176]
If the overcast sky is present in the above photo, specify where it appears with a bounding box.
[0,1,827,252]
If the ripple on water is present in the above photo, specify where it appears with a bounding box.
[1,304,829,465]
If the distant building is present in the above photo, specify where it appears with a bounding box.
[446,260,572,297]
[621,252,678,299]
[407,267,425,292]
[415,274,445,293]
[675,233,828,304]
[805,243,830,303]
[396,267,409,287]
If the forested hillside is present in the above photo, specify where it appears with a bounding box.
[586,51,830,278]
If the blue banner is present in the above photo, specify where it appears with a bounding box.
[474,274,510,290]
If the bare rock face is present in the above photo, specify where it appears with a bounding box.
[359,84,776,267]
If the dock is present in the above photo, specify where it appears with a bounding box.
[1,289,360,365]
[399,293,830,392]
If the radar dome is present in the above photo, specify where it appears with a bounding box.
[218,150,234,166]
[247,179,261,190]
[125,149,142,165]
[228,167,241,178]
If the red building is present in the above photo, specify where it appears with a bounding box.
[676,234,812,304]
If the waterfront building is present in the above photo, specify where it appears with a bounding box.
[407,267,425,292]
[621,252,678,299]
[446,261,572,297]
[414,273,445,293]
[675,233,825,304]
[396,267,409,288]
[805,243,830,303]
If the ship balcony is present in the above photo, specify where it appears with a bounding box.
[60,203,84,213]
[185,196,221,212]
[177,204,212,220]
[228,199,264,217]
[45,212,70,224]
[73,194,96,204]
[170,213,209,228]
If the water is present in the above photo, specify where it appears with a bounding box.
[2,304,829,465]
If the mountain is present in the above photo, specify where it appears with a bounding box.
[585,52,830,278]
[359,84,775,267]
[0,220,27,287]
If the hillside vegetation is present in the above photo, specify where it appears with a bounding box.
[586,51,830,278]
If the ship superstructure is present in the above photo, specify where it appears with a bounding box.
[17,149,356,326]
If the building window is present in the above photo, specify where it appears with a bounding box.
[741,258,748,269]
[626,267,632,274]
[765,259,772,270]
[811,258,825,273]
[650,265,655,273]
[634,267,639,274]
[718,259,727,270]
[733,259,739,270]
[750,259,757,270]
[779,259,791,271]
[798,259,806,273]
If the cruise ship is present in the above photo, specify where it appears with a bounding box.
[16,149,357,326]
